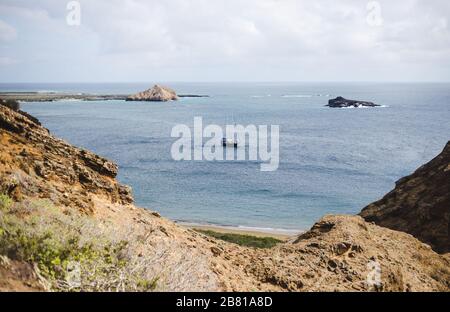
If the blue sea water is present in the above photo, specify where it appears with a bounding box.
[3,82,450,232]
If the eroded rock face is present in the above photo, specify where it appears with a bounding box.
[360,142,450,253]
[219,215,450,291]
[0,105,133,213]
[327,96,380,108]
[126,85,178,102]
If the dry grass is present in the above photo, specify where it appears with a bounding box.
[0,194,160,292]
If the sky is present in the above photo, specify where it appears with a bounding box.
[0,0,450,82]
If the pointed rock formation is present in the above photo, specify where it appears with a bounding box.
[126,85,178,102]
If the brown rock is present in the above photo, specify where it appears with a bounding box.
[334,242,352,256]
[0,104,133,210]
[360,142,450,253]
[211,246,223,256]
[126,85,178,102]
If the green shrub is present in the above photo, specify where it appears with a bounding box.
[0,194,12,212]
[195,229,282,249]
[0,195,157,291]
[0,99,20,111]
[137,277,159,291]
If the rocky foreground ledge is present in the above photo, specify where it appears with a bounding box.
[0,102,449,291]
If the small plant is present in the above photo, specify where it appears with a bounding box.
[0,194,12,212]
[0,99,20,111]
[195,229,282,249]
[137,277,159,291]
[0,195,158,292]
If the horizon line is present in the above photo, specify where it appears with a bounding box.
[1,81,450,84]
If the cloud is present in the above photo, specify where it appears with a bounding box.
[0,56,18,66]
[0,0,450,81]
[0,19,17,41]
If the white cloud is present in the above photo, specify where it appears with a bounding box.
[0,19,17,41]
[0,56,18,66]
[0,0,450,81]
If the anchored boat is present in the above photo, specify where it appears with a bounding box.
[222,137,238,148]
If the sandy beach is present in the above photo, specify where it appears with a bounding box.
[179,222,302,240]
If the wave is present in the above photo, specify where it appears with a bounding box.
[339,105,389,109]
[36,90,58,94]
[235,188,273,196]
[251,94,331,98]
[281,94,313,98]
[316,94,331,97]
[54,98,83,102]
[115,136,162,145]
[281,94,331,98]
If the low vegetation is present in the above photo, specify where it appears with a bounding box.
[0,99,20,111]
[195,229,282,249]
[0,194,158,291]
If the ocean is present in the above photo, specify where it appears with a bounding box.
[3,82,450,232]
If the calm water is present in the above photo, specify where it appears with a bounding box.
[4,83,450,231]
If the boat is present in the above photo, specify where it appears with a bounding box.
[223,114,238,148]
[222,137,238,148]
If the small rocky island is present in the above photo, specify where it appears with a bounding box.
[126,85,179,102]
[327,96,380,108]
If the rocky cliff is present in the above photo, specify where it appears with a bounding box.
[0,104,133,213]
[0,104,448,292]
[126,85,178,102]
[360,142,450,254]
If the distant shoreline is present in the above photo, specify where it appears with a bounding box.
[178,222,302,240]
[0,92,209,102]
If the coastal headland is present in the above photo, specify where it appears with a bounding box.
[0,91,209,103]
